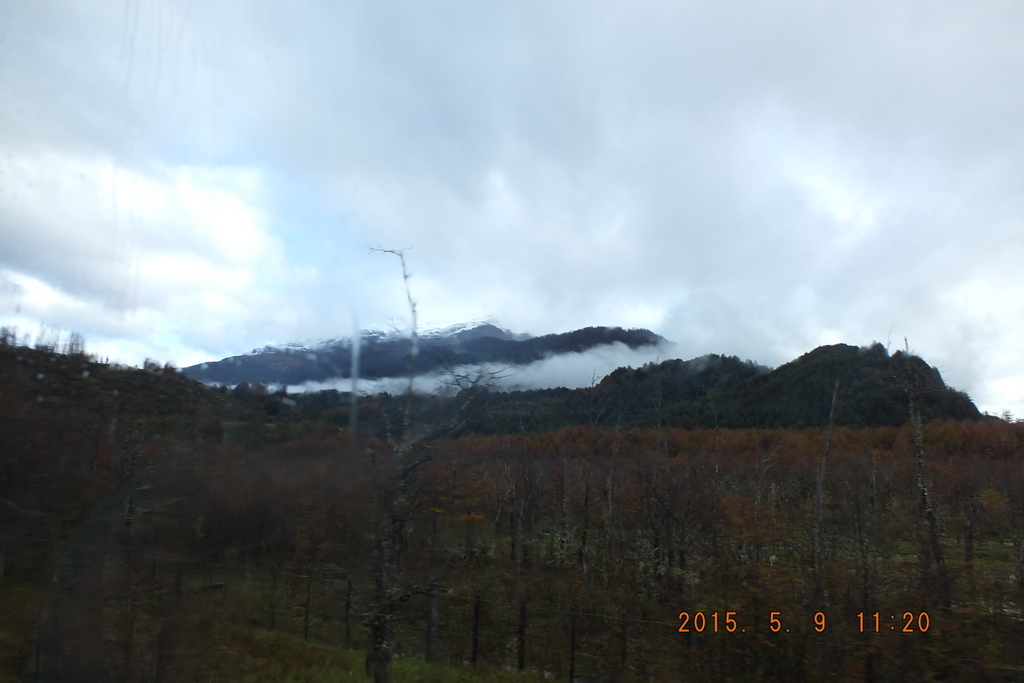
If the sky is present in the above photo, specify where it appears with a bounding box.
[1,0,1023,416]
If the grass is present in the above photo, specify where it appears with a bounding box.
[187,623,549,683]
[188,625,366,682]
[0,574,549,683]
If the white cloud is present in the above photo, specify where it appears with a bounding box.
[0,149,297,363]
[2,0,1024,416]
[287,340,681,397]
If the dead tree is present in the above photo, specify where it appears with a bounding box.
[364,248,494,683]
[893,341,949,608]
[812,379,840,601]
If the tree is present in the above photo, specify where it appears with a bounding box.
[892,341,948,607]
[812,379,840,601]
[363,249,497,683]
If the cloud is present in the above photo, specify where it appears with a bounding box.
[1,0,1023,415]
[0,151,297,363]
[286,339,682,397]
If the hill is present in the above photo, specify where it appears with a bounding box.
[0,339,983,444]
[452,343,981,434]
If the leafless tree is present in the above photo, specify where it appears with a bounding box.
[812,378,840,601]
[364,248,501,683]
[893,339,949,608]
[443,363,510,394]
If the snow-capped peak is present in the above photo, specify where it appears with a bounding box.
[245,321,528,357]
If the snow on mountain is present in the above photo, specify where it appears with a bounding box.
[184,323,664,387]
[249,321,524,357]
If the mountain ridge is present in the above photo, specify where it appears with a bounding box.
[1,335,986,435]
[182,323,665,386]
[452,342,981,434]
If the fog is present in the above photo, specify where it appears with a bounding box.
[283,340,680,397]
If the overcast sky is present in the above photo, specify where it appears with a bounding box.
[2,0,1023,414]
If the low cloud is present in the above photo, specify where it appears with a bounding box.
[285,339,687,396]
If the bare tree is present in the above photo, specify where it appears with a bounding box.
[363,248,497,683]
[364,247,418,683]
[893,339,949,608]
[812,379,840,601]
[755,436,782,521]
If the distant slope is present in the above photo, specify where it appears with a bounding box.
[2,339,985,441]
[454,343,981,434]
[718,343,980,428]
[182,324,665,386]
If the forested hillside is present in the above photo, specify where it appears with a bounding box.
[452,343,980,434]
[2,340,1022,682]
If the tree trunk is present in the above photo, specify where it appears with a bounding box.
[517,600,527,671]
[578,484,590,570]
[303,568,313,641]
[813,379,840,601]
[619,612,628,677]
[425,585,441,662]
[568,607,577,682]
[909,395,948,607]
[367,506,398,683]
[963,510,974,570]
[366,609,393,683]
[344,578,353,644]
[471,593,481,664]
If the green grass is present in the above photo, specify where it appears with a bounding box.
[189,625,548,683]
[189,626,365,682]
[1,576,548,683]
[393,658,548,683]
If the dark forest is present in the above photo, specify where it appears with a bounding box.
[2,338,1023,682]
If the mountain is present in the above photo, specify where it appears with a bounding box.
[718,342,980,428]
[2,336,985,441]
[453,343,982,434]
[182,323,665,386]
